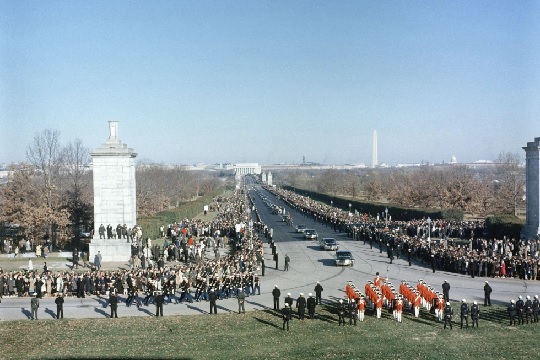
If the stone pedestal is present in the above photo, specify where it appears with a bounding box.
[522,137,540,241]
[89,239,133,262]
[89,121,137,262]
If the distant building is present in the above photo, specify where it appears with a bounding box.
[234,163,261,175]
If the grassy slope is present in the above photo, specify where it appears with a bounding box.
[1,304,536,360]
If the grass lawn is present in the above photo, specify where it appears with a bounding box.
[1,304,536,359]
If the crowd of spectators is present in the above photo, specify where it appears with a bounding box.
[270,187,540,281]
[0,190,268,308]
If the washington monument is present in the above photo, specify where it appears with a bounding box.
[372,129,378,168]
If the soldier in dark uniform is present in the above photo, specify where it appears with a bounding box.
[337,299,346,326]
[109,290,118,318]
[524,296,533,324]
[209,288,218,314]
[407,248,412,266]
[508,299,517,326]
[274,252,279,270]
[307,293,316,319]
[349,299,358,326]
[296,293,306,320]
[483,281,492,307]
[442,280,450,302]
[30,293,39,320]
[314,282,323,305]
[516,295,525,325]
[284,293,294,317]
[237,288,246,314]
[443,301,453,329]
[470,301,479,328]
[272,285,281,310]
[55,293,64,319]
[460,299,469,328]
[155,291,164,317]
[533,295,539,323]
[282,303,291,331]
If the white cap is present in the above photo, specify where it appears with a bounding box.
[462,299,466,303]
[527,295,531,300]
[287,293,291,296]
[300,293,304,296]
[309,293,313,297]
[275,285,278,288]
[285,303,289,307]
[511,299,515,303]
[473,301,477,305]
[519,295,523,299]
[485,281,488,283]
[339,299,343,303]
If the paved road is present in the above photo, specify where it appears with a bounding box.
[1,184,539,321]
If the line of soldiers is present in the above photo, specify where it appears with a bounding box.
[280,290,317,330]
[507,295,540,325]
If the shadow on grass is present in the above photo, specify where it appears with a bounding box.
[254,317,281,329]
[246,299,272,310]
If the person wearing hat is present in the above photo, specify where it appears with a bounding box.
[460,299,469,329]
[109,289,118,318]
[272,285,281,310]
[55,293,64,319]
[155,290,164,317]
[314,281,323,305]
[533,295,539,323]
[516,295,525,325]
[284,293,294,315]
[282,303,291,331]
[208,288,218,314]
[296,293,306,320]
[396,295,404,323]
[358,295,366,321]
[508,299,517,326]
[284,254,290,271]
[348,298,358,326]
[307,293,316,320]
[375,293,383,319]
[337,299,346,326]
[470,301,480,328]
[442,280,450,302]
[237,287,246,314]
[443,301,453,329]
[524,295,533,324]
[30,292,39,320]
[483,281,492,307]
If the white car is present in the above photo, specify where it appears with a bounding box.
[296,225,307,233]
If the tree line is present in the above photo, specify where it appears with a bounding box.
[275,152,525,217]
[0,129,229,250]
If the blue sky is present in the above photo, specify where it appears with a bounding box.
[1,1,539,166]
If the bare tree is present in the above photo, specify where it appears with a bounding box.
[493,152,525,216]
[26,129,62,208]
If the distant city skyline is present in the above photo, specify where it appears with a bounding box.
[1,1,539,166]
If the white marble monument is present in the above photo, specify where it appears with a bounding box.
[522,137,540,241]
[89,121,137,261]
[267,172,273,186]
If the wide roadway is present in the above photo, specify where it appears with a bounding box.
[1,185,539,321]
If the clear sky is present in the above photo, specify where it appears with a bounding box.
[1,1,539,166]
